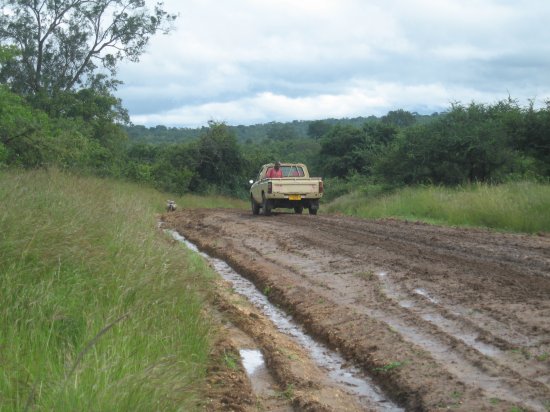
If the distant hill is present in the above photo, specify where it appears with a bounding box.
[125,113,441,145]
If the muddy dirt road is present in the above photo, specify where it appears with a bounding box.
[163,209,550,411]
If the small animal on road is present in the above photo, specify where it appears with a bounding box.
[166,200,177,212]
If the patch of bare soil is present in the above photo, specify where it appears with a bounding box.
[164,209,550,411]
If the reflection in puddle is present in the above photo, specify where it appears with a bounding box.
[413,288,439,304]
[239,348,275,395]
[240,348,264,375]
[420,313,501,357]
[398,299,415,309]
[169,230,403,412]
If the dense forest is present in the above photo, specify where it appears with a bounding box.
[1,1,549,201]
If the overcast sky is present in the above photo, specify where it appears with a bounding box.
[115,0,550,128]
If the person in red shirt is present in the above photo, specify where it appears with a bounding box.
[266,161,283,178]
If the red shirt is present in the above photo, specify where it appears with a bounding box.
[266,167,283,178]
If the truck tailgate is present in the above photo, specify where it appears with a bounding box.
[271,179,320,194]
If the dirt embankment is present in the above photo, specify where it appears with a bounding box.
[163,209,550,411]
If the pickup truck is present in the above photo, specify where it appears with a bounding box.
[250,163,323,215]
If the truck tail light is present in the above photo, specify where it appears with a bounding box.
[268,181,272,194]
[319,180,324,194]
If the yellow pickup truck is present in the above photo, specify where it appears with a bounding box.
[249,163,323,215]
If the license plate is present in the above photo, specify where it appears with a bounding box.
[288,195,302,200]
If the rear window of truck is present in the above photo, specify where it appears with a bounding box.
[282,165,304,177]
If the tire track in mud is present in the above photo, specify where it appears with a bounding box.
[267,214,550,404]
[241,220,550,410]
[163,209,550,411]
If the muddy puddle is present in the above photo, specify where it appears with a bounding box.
[169,230,403,411]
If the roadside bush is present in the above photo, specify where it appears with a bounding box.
[322,174,395,203]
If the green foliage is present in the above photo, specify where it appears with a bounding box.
[308,120,332,139]
[125,124,204,144]
[0,85,132,177]
[124,115,392,145]
[223,351,239,370]
[266,122,299,141]
[515,100,550,175]
[373,360,409,373]
[119,100,550,201]
[376,100,543,185]
[321,175,394,203]
[381,109,416,127]
[0,169,213,410]
[318,122,397,178]
[0,44,18,65]
[0,0,176,96]
[242,137,321,178]
[0,141,6,165]
[0,85,56,167]
[319,125,369,177]
[191,122,245,195]
[44,88,129,124]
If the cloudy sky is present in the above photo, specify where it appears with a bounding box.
[116,0,550,128]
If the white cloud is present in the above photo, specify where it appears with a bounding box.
[130,81,520,127]
[117,0,550,126]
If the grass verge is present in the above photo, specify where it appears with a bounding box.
[325,181,550,233]
[0,169,222,411]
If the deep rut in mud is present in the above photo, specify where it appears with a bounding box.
[163,209,550,411]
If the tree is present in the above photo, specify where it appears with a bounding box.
[0,0,176,98]
[516,100,550,176]
[318,125,368,178]
[150,143,196,194]
[381,109,416,128]
[0,85,49,166]
[307,120,331,139]
[266,122,298,141]
[0,44,18,65]
[191,122,244,193]
[375,102,519,185]
[0,85,105,169]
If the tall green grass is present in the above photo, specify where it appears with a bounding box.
[325,181,550,233]
[0,169,221,411]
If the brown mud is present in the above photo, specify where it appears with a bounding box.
[163,209,550,411]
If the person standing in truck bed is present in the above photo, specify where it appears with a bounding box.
[266,161,283,178]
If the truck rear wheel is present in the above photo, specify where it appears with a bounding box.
[262,194,272,216]
[251,197,260,215]
[308,200,319,215]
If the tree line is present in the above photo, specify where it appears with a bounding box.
[318,102,550,185]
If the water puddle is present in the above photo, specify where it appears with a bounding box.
[420,312,501,357]
[169,230,402,411]
[239,348,275,395]
[240,348,264,375]
[413,288,438,304]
